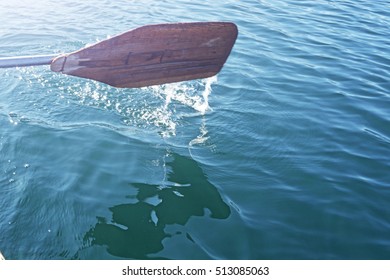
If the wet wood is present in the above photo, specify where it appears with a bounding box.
[51,22,238,88]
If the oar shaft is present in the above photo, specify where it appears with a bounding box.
[0,54,57,68]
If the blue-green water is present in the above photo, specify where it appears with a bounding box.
[1,0,390,260]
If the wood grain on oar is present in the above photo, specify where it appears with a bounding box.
[51,22,238,88]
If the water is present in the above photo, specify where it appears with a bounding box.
[1,0,390,260]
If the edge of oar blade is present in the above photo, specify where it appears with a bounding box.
[51,22,238,88]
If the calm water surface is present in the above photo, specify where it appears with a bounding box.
[1,0,390,259]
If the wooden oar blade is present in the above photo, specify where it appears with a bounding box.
[51,22,238,88]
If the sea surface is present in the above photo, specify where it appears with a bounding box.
[0,0,389,260]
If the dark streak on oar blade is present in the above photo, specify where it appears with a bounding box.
[50,22,238,88]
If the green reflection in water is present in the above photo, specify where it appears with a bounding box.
[85,153,230,259]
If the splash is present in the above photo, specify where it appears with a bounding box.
[145,76,217,137]
[63,76,218,137]
[3,65,218,138]
[153,75,217,115]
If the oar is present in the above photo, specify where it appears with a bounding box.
[0,22,237,88]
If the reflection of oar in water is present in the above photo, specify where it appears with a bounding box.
[0,22,237,88]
